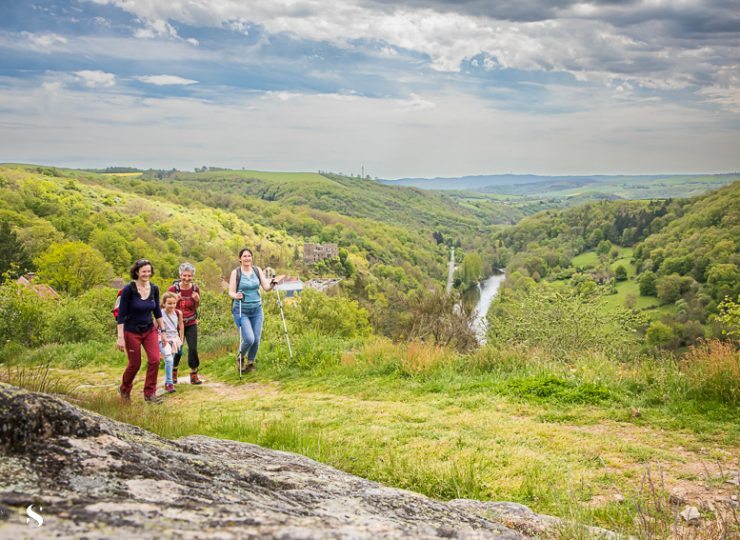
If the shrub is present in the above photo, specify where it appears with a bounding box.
[0,283,52,346]
[714,295,740,341]
[398,289,478,352]
[501,374,617,404]
[645,321,676,350]
[291,288,372,339]
[44,297,110,343]
[197,290,234,335]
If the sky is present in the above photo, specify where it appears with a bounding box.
[0,0,739,179]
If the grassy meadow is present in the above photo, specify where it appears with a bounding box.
[4,329,738,539]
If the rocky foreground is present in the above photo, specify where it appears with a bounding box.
[0,384,616,539]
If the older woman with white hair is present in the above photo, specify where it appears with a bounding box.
[168,262,203,385]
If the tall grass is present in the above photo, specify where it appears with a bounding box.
[680,340,739,406]
[0,362,77,396]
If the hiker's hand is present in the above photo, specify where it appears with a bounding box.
[117,336,125,352]
[192,291,200,303]
[235,292,244,300]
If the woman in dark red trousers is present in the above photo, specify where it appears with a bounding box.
[116,259,167,404]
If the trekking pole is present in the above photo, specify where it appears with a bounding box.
[273,285,293,359]
[238,298,243,379]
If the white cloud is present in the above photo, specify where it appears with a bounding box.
[0,31,215,64]
[21,32,68,51]
[41,81,63,93]
[75,70,116,87]
[226,17,250,35]
[134,17,179,40]
[136,75,198,86]
[81,0,740,110]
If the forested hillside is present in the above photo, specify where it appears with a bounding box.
[488,182,740,348]
[0,164,520,338]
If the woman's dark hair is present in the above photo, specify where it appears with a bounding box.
[130,259,154,280]
[239,247,253,258]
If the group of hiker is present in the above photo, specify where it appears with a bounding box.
[116,248,276,403]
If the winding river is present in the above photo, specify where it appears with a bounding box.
[470,273,506,343]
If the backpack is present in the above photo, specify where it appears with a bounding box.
[172,280,200,324]
[112,282,134,321]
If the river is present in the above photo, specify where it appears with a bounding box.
[470,274,506,343]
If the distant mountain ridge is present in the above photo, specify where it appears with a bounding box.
[380,173,740,200]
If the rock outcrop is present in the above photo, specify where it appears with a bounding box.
[0,384,604,539]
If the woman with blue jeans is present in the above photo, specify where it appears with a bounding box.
[228,247,276,373]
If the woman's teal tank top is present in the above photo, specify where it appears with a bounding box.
[234,269,261,310]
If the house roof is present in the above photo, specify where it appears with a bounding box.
[16,275,60,299]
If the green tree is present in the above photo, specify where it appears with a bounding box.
[16,221,65,259]
[656,274,684,304]
[638,271,657,296]
[89,228,132,273]
[614,265,628,282]
[597,239,612,256]
[706,264,740,302]
[0,222,34,278]
[35,242,113,295]
[459,252,484,287]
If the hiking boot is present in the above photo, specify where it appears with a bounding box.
[172,368,178,384]
[190,371,203,385]
[244,361,255,374]
[118,386,131,403]
[144,394,163,404]
[164,383,176,394]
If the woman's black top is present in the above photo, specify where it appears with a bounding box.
[117,282,163,333]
